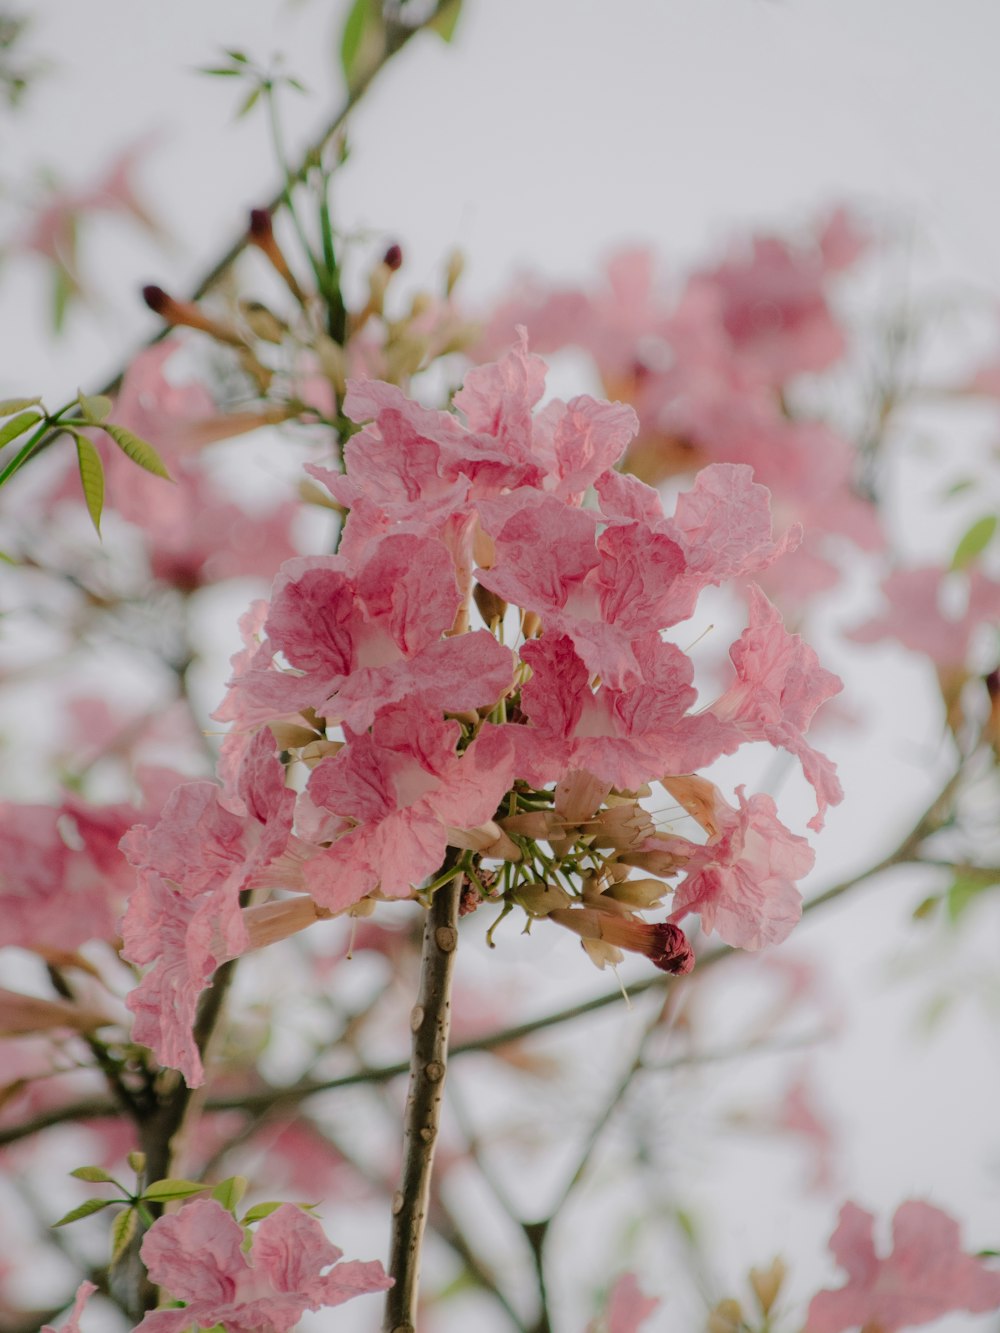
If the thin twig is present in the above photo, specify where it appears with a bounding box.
[383,871,462,1333]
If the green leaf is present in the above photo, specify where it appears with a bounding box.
[101,423,172,480]
[0,396,41,415]
[73,433,104,536]
[235,83,262,119]
[142,1177,210,1202]
[70,1165,116,1184]
[77,391,112,425]
[951,514,998,571]
[0,409,42,450]
[429,0,463,42]
[340,0,383,94]
[199,66,246,77]
[946,873,998,925]
[224,48,249,63]
[241,1200,285,1224]
[110,1206,138,1264]
[52,1197,114,1227]
[212,1175,249,1213]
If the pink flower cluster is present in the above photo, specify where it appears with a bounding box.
[121,334,842,1085]
[40,1199,391,1333]
[478,212,882,602]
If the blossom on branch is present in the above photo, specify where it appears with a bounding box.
[135,1198,391,1333]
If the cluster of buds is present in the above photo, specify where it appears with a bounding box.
[142,205,477,440]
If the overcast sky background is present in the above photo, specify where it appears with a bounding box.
[3,3,1000,1330]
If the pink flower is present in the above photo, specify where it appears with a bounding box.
[712,585,843,831]
[221,535,514,733]
[516,632,729,790]
[806,1201,1000,1332]
[120,731,298,1085]
[302,703,514,912]
[476,488,692,690]
[665,783,815,950]
[135,1198,391,1333]
[0,793,143,954]
[42,1281,97,1333]
[848,566,1000,670]
[588,1271,661,1332]
[685,229,847,384]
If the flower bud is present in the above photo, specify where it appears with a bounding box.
[749,1256,786,1316]
[248,207,307,304]
[141,284,247,348]
[473,581,508,629]
[444,247,465,295]
[706,1299,743,1333]
[382,242,403,271]
[515,882,573,917]
[605,877,669,909]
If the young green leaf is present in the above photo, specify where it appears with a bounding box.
[429,0,463,42]
[951,514,997,570]
[110,1206,139,1265]
[236,83,263,119]
[52,1197,114,1227]
[70,1165,117,1184]
[73,433,105,535]
[946,873,998,924]
[101,423,172,480]
[0,396,42,415]
[142,1177,211,1202]
[0,409,42,450]
[199,66,246,77]
[241,1200,285,1225]
[212,1175,249,1213]
[77,392,113,425]
[340,0,383,94]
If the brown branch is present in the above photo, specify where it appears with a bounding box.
[382,871,462,1333]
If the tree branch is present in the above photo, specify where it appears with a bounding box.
[383,871,462,1333]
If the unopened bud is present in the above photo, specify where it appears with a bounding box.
[706,1299,743,1333]
[247,207,307,305]
[444,247,465,296]
[382,242,403,271]
[409,290,433,319]
[585,802,654,851]
[473,581,508,629]
[521,609,543,639]
[368,262,391,315]
[141,284,246,348]
[554,770,610,824]
[749,1257,786,1316]
[605,877,670,909]
[239,300,287,344]
[516,882,573,917]
[316,335,348,398]
[499,810,560,839]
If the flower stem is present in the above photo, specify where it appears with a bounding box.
[383,869,462,1333]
